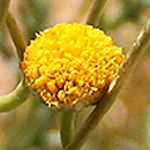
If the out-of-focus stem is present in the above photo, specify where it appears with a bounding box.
[0,0,11,24]
[85,0,107,26]
[60,110,77,149]
[72,0,92,23]
[0,0,15,60]
[5,12,26,61]
[0,2,30,112]
[65,19,150,150]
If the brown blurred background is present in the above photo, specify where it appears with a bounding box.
[0,0,150,149]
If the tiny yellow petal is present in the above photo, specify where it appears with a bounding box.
[47,80,58,93]
[33,75,48,87]
[57,90,65,102]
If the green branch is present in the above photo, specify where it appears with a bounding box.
[0,0,15,60]
[6,12,26,61]
[0,0,11,24]
[60,110,77,148]
[65,19,150,150]
[0,2,30,112]
[85,0,107,26]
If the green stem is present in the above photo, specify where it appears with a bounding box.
[0,0,11,24]
[72,0,92,22]
[5,12,26,61]
[85,0,107,26]
[0,75,30,112]
[65,19,150,150]
[0,3,29,112]
[0,0,14,60]
[60,110,77,149]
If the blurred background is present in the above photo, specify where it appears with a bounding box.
[0,0,150,149]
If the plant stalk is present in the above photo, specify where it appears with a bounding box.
[5,12,26,61]
[85,0,107,26]
[61,109,77,149]
[0,3,29,112]
[65,19,150,150]
[0,0,11,24]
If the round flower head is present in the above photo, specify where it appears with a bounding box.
[20,23,124,109]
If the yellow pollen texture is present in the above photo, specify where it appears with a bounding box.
[20,23,124,108]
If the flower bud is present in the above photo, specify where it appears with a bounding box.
[20,23,124,109]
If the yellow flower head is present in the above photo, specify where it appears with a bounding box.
[20,23,124,109]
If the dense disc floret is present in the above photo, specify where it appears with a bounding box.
[20,23,124,109]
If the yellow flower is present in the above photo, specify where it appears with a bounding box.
[20,23,124,109]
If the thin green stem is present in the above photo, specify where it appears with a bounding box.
[65,19,150,150]
[72,0,92,22]
[0,0,11,24]
[0,74,30,112]
[0,3,29,112]
[5,12,26,61]
[0,0,14,60]
[85,0,107,26]
[61,110,77,149]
